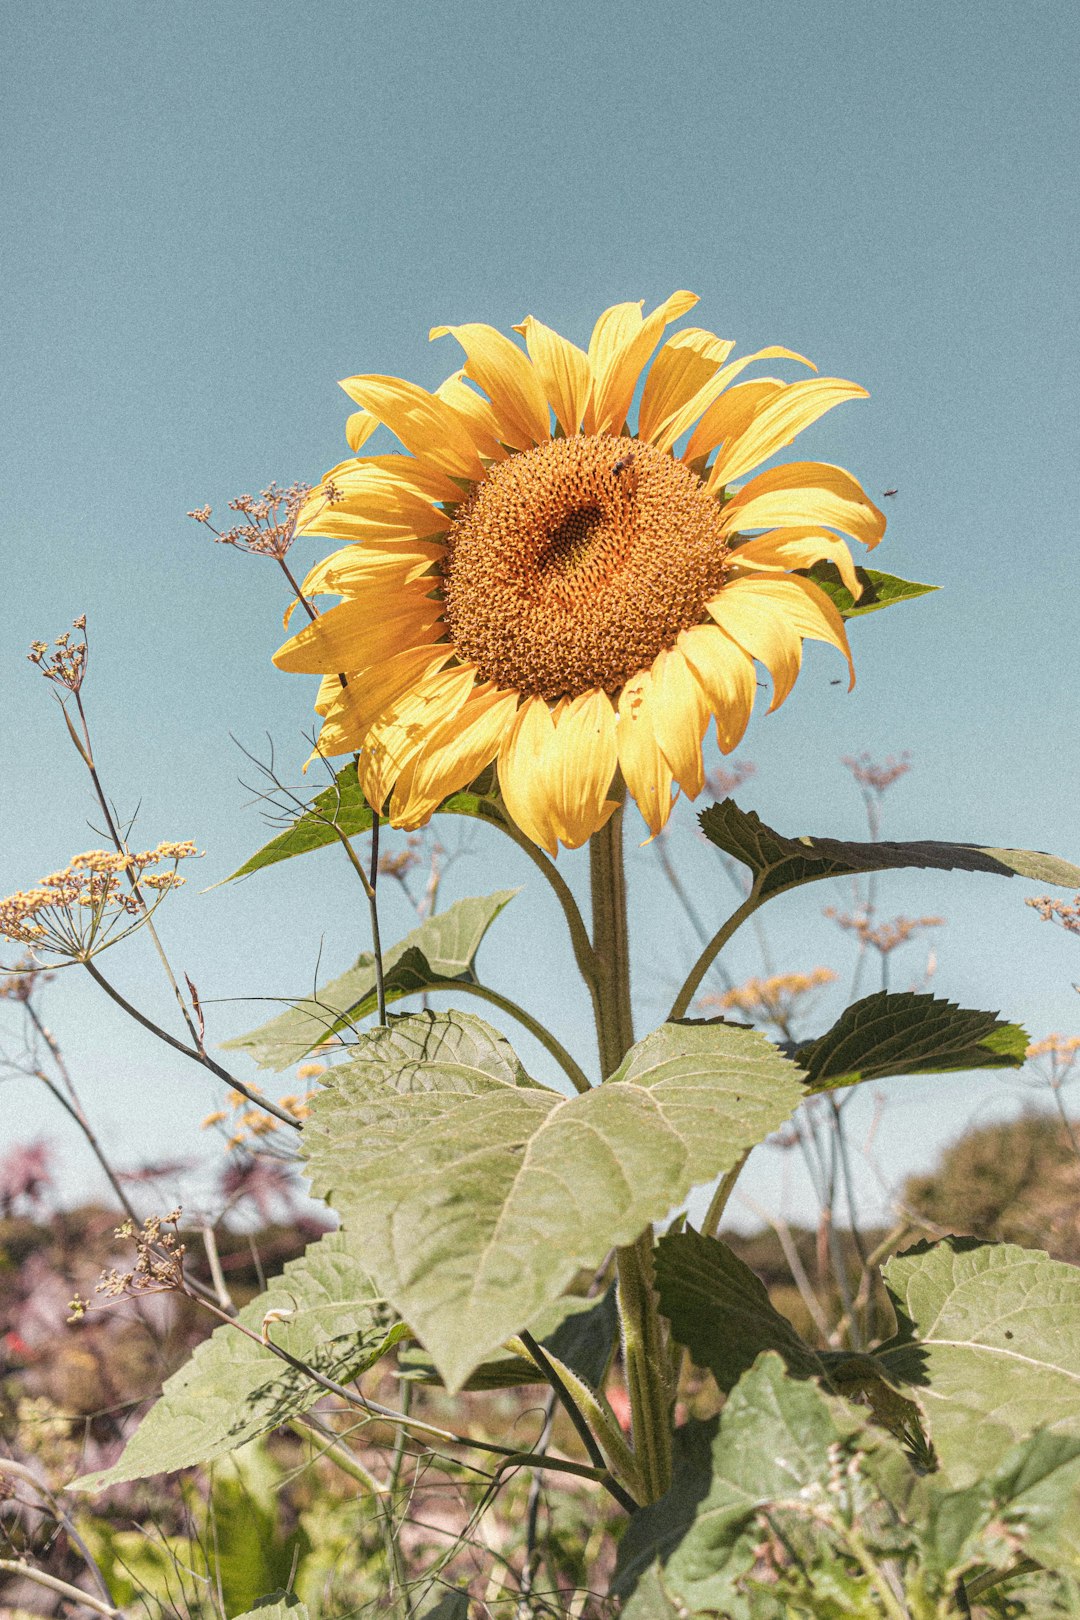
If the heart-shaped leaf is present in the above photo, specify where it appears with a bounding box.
[304,1012,804,1390]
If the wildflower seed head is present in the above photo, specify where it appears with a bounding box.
[27,620,89,692]
[189,481,335,560]
[0,843,199,958]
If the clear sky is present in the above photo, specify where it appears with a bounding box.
[2,0,1078,1230]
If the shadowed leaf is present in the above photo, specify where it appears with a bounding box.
[398,1284,619,1391]
[795,991,1029,1094]
[304,1011,804,1390]
[700,798,1080,904]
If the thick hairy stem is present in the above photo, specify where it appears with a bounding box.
[590,808,672,1504]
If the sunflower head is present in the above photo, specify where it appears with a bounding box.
[275,291,885,853]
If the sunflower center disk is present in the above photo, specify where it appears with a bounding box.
[441,435,731,701]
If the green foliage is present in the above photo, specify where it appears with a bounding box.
[615,1354,1080,1618]
[222,764,377,884]
[398,1282,619,1390]
[302,1010,804,1390]
[801,559,939,617]
[700,798,1080,903]
[878,1238,1080,1484]
[795,990,1029,1093]
[233,1594,309,1620]
[222,890,517,1070]
[72,1232,401,1491]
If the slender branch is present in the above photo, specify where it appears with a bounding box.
[200,1225,234,1312]
[516,1391,557,1609]
[668,887,766,1020]
[80,957,301,1129]
[653,830,736,992]
[0,1561,119,1617]
[965,1560,1041,1600]
[453,980,591,1094]
[0,1461,114,1605]
[519,1331,622,1490]
[700,1152,749,1240]
[288,1411,388,1493]
[33,1070,140,1226]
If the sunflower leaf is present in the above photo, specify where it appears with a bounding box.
[231,1596,309,1620]
[801,560,939,617]
[304,1011,804,1391]
[71,1233,399,1492]
[398,1284,619,1390]
[876,1238,1080,1483]
[699,799,1080,904]
[219,765,379,885]
[221,890,518,1071]
[794,991,1029,1094]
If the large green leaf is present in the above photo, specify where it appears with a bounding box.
[655,1229,824,1390]
[222,765,377,884]
[304,1011,804,1391]
[71,1233,400,1492]
[222,890,517,1071]
[801,559,938,618]
[795,991,1029,1094]
[700,798,1080,905]
[877,1238,1080,1484]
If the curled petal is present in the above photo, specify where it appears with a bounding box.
[300,542,445,598]
[617,668,676,838]
[498,698,560,853]
[683,380,785,468]
[586,290,699,436]
[390,685,519,829]
[707,378,869,489]
[648,644,711,798]
[544,689,618,849]
[638,328,735,444]
[357,664,478,811]
[434,371,507,462]
[345,409,379,453]
[274,591,442,675]
[674,347,816,462]
[514,315,592,437]
[431,323,551,449]
[728,529,862,599]
[720,461,886,550]
[707,575,854,710]
[338,374,485,481]
[677,624,757,754]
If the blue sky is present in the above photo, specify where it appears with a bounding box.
[2,0,1078,1229]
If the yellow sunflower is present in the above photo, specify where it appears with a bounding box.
[275,291,885,853]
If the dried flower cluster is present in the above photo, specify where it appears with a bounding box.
[0,955,52,1002]
[1027,893,1080,936]
[26,618,89,693]
[825,909,944,956]
[188,481,339,560]
[706,968,838,1030]
[0,842,198,959]
[841,751,911,795]
[69,1210,186,1320]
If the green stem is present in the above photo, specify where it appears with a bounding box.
[452,980,591,1095]
[668,885,765,1020]
[700,1152,749,1239]
[479,802,601,997]
[589,806,673,1505]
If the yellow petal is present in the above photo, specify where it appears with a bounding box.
[543,689,618,849]
[586,290,699,436]
[707,378,869,489]
[707,575,854,710]
[498,697,560,854]
[677,624,757,754]
[300,542,444,599]
[321,453,462,506]
[390,685,520,829]
[675,347,816,462]
[720,461,886,551]
[682,379,785,467]
[617,668,676,837]
[431,323,551,449]
[728,529,862,599]
[345,409,379,453]
[434,371,507,461]
[638,328,735,444]
[357,664,478,811]
[274,590,442,674]
[316,644,456,733]
[648,644,711,798]
[513,315,592,437]
[337,374,485,481]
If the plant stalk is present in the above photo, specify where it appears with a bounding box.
[589,806,673,1504]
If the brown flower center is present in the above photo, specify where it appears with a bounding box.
[441,435,731,701]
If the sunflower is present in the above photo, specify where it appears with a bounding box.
[275,291,885,853]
